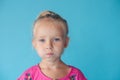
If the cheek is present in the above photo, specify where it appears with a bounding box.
[54,42,64,51]
[36,41,44,48]
[35,43,44,54]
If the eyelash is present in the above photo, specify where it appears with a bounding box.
[54,38,61,41]
[39,39,45,42]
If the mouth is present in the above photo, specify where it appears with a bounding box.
[46,53,54,56]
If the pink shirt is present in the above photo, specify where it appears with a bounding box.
[18,65,87,80]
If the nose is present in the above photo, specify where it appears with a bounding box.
[45,40,53,49]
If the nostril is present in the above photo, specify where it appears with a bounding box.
[46,47,52,49]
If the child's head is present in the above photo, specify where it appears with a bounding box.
[32,10,69,61]
[33,10,68,37]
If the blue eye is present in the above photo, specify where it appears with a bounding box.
[39,39,45,42]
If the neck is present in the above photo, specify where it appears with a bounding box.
[39,59,65,69]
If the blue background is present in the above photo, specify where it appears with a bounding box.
[0,0,120,80]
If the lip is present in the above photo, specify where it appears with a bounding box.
[46,53,54,55]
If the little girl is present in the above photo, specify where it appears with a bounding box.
[18,10,87,80]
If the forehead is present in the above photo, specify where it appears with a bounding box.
[34,19,65,37]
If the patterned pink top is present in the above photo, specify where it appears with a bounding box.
[18,65,87,80]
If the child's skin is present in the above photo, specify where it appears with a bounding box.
[32,17,70,79]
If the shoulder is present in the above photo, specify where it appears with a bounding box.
[69,65,87,80]
[22,65,39,74]
[17,65,39,80]
[70,65,83,73]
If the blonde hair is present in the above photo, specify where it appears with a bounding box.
[33,10,68,37]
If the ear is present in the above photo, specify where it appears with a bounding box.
[64,37,69,48]
[32,39,36,49]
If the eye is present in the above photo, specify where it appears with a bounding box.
[39,39,45,42]
[54,38,61,42]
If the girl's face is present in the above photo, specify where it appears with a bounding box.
[32,19,69,61]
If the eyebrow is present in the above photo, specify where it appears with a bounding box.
[38,35,63,38]
[38,36,45,38]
